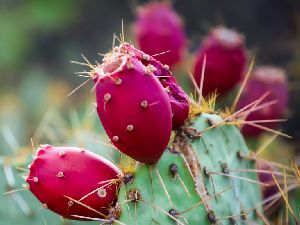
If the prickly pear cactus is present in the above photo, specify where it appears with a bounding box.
[18,41,265,225]
[117,113,262,225]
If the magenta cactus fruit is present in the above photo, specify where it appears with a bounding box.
[237,66,288,137]
[134,2,186,67]
[93,47,172,163]
[119,43,189,128]
[26,145,121,220]
[194,26,247,96]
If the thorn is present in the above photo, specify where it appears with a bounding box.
[231,56,255,111]
[163,64,170,70]
[142,54,150,61]
[115,78,122,85]
[113,136,119,142]
[198,54,206,105]
[155,168,174,207]
[127,189,141,203]
[127,62,134,69]
[104,93,112,102]
[97,188,107,198]
[140,100,148,109]
[58,151,65,157]
[152,50,171,57]
[126,125,134,132]
[253,133,279,158]
[68,201,74,207]
[67,78,92,97]
[56,172,64,178]
[65,195,108,218]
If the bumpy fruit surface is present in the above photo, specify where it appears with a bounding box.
[119,43,190,128]
[194,26,247,96]
[237,66,288,137]
[26,145,121,220]
[94,49,172,163]
[134,2,186,67]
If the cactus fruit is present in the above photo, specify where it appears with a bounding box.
[237,66,288,137]
[194,26,247,96]
[118,43,190,128]
[134,2,186,67]
[26,145,121,220]
[93,51,172,164]
[93,42,190,163]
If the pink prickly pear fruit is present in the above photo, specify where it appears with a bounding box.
[133,2,187,67]
[237,66,288,137]
[93,51,172,164]
[118,43,189,128]
[257,161,279,200]
[26,145,121,220]
[193,26,247,96]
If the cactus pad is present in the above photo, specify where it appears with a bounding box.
[117,113,262,224]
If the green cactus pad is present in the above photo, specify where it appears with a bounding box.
[117,113,263,225]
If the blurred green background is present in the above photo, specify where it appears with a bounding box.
[0,0,299,224]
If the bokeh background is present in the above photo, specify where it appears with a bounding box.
[0,0,299,224]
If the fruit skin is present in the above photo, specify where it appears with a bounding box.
[94,53,172,164]
[237,66,288,137]
[194,26,247,96]
[120,43,190,128]
[26,145,121,220]
[134,2,186,67]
